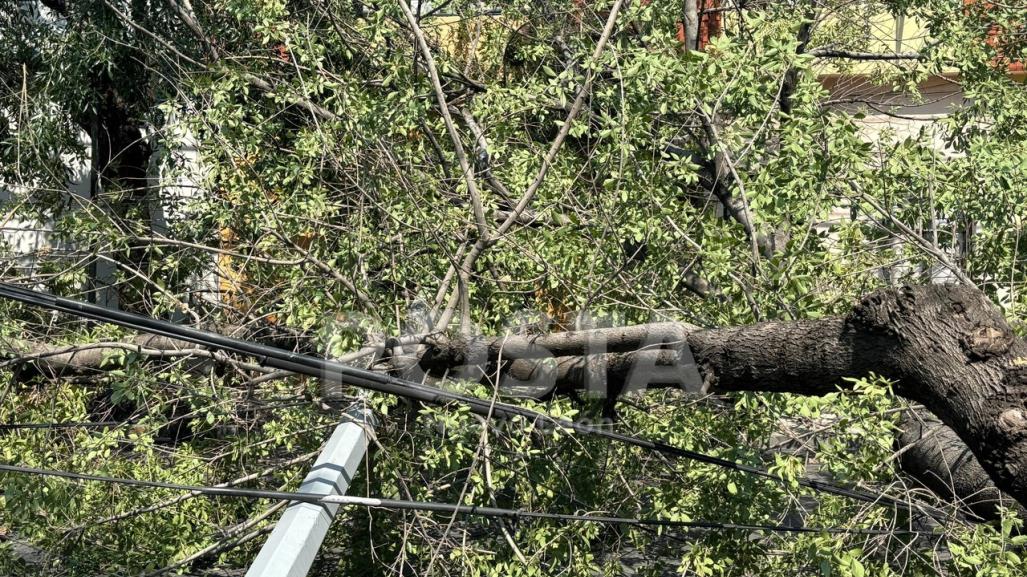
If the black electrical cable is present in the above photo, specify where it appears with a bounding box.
[0,421,128,430]
[0,282,946,520]
[0,463,926,536]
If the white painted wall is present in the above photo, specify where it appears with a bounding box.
[0,108,216,308]
[0,120,90,281]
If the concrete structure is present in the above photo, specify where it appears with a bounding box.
[246,406,376,577]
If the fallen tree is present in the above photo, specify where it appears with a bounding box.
[414,284,1027,515]
[4,284,1024,519]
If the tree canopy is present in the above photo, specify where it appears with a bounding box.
[1,0,1026,575]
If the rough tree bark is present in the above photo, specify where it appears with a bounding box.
[898,410,1026,520]
[418,285,1027,511]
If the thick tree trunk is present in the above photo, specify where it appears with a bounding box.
[823,286,1026,507]
[898,410,1025,520]
[420,285,1027,510]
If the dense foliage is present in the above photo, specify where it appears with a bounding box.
[1,0,1026,574]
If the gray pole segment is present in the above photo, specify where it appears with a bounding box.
[246,406,376,577]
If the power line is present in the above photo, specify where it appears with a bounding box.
[0,282,946,520]
[0,421,130,431]
[0,463,925,536]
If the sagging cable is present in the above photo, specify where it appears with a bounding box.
[0,463,927,536]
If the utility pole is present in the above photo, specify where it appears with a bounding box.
[246,404,376,577]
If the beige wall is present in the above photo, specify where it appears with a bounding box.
[822,74,964,156]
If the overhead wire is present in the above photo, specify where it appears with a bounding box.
[0,282,949,521]
[0,421,129,430]
[0,463,928,536]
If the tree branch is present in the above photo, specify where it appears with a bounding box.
[435,0,627,330]
[398,1,489,242]
[897,410,1026,521]
[810,49,924,61]
[416,285,1027,510]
